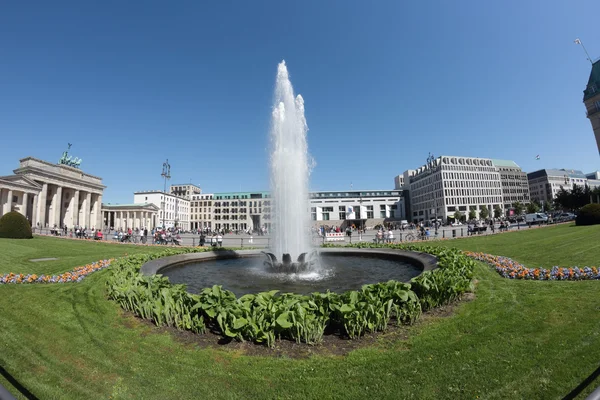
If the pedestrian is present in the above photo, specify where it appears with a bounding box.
[217,233,223,247]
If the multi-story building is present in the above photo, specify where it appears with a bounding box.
[393,175,405,190]
[189,193,214,231]
[582,59,600,154]
[211,191,271,232]
[309,190,405,229]
[170,183,201,199]
[528,169,594,203]
[133,190,190,230]
[191,189,405,232]
[402,155,527,223]
[495,160,530,210]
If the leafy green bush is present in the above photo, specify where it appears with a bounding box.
[576,203,600,226]
[0,211,32,239]
[106,245,475,347]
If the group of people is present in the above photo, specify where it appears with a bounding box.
[374,229,396,243]
[198,233,223,247]
[49,224,103,240]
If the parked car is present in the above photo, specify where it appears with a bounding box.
[557,212,576,221]
[451,221,462,226]
[525,213,548,224]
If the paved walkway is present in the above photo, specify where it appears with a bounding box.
[32,222,568,248]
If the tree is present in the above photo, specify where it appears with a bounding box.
[543,200,554,212]
[493,205,502,219]
[453,210,464,222]
[593,187,600,204]
[526,202,540,214]
[479,205,489,219]
[468,209,477,220]
[512,201,524,216]
[554,186,571,210]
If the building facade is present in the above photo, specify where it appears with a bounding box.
[309,190,405,228]
[189,193,214,231]
[133,191,190,230]
[495,160,531,210]
[211,191,271,232]
[402,156,527,223]
[183,189,405,232]
[582,59,600,155]
[170,183,201,199]
[0,157,104,229]
[101,203,159,230]
[528,169,594,203]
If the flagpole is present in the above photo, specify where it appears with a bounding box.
[575,38,593,65]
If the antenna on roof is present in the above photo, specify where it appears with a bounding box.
[574,38,593,65]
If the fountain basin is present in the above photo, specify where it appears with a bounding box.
[141,249,438,296]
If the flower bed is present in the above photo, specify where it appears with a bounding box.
[0,259,113,284]
[464,252,600,280]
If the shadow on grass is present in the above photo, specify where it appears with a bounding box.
[0,364,39,400]
[562,363,600,400]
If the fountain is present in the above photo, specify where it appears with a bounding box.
[150,61,436,296]
[268,61,312,270]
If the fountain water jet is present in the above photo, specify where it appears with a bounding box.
[269,61,312,269]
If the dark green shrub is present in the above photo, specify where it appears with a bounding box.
[576,204,600,226]
[0,211,33,239]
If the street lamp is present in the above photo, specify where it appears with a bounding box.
[161,159,171,228]
[359,195,363,241]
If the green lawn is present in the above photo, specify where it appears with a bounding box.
[0,236,168,275]
[0,225,599,399]
[422,223,600,268]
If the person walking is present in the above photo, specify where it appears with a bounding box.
[217,233,223,247]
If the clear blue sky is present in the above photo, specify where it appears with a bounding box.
[1,0,598,203]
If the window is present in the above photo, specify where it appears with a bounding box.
[311,207,317,221]
[322,207,333,220]
[379,204,386,218]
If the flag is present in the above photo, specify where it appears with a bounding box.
[574,38,581,45]
[535,155,540,160]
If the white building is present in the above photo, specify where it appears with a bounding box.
[190,193,214,231]
[101,203,159,230]
[402,155,527,223]
[183,189,406,232]
[134,190,190,230]
[528,169,597,203]
[170,183,201,199]
[310,190,405,229]
[0,157,104,229]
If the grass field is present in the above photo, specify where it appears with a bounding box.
[0,224,599,399]
[420,223,599,268]
[0,236,168,275]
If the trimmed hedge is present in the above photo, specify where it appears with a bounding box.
[576,203,600,226]
[0,211,33,239]
[106,245,475,347]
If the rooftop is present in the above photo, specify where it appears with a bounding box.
[527,168,588,179]
[491,159,521,168]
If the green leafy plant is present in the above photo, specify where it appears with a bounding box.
[106,244,475,347]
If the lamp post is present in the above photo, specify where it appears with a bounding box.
[359,196,363,241]
[161,159,171,228]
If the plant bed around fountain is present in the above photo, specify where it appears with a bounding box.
[124,291,476,358]
[106,246,475,347]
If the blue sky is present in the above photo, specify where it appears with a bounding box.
[1,0,598,203]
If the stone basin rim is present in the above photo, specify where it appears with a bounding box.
[140,248,438,278]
